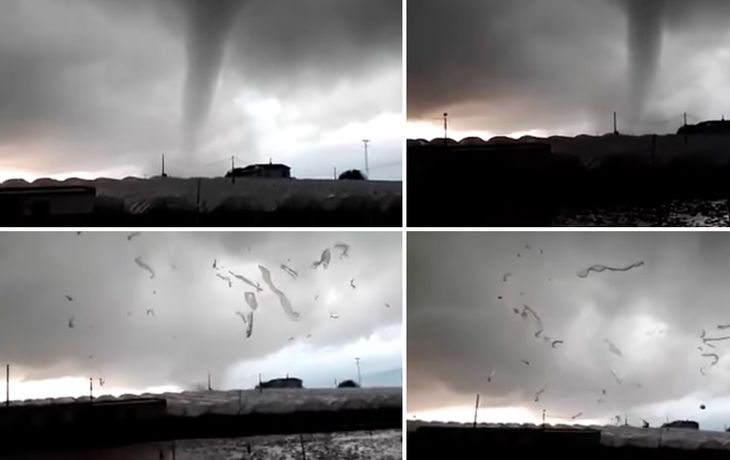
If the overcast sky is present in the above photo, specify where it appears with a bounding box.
[409,232,730,432]
[0,0,402,181]
[0,231,401,400]
[408,0,730,140]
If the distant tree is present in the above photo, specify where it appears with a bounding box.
[338,379,360,388]
[338,169,367,180]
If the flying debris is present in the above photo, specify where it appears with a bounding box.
[350,279,356,289]
[513,308,520,315]
[642,419,650,428]
[329,313,339,319]
[385,303,391,308]
[502,273,511,282]
[228,271,263,292]
[534,387,546,402]
[65,295,73,302]
[146,309,156,317]
[99,378,105,387]
[235,311,248,323]
[288,337,295,342]
[245,311,254,338]
[259,265,301,320]
[134,257,156,279]
[697,346,704,352]
[542,336,552,343]
[280,264,298,279]
[216,273,233,287]
[487,371,495,383]
[605,339,622,357]
[610,370,622,385]
[498,296,503,300]
[707,343,716,349]
[602,389,607,395]
[702,353,720,366]
[551,340,564,349]
[534,329,543,338]
[311,249,332,269]
[521,360,530,366]
[702,335,730,344]
[540,249,544,255]
[127,232,141,241]
[577,261,645,279]
[153,290,156,295]
[334,243,350,259]
[701,404,706,410]
[718,324,730,330]
[68,317,75,328]
[701,329,707,339]
[598,399,605,404]
[517,253,521,258]
[700,367,707,376]
[314,294,319,301]
[244,292,258,311]
[213,259,217,269]
[571,412,582,420]
[526,245,531,250]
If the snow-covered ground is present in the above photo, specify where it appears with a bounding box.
[0,176,401,216]
[9,387,402,418]
[408,420,730,451]
[6,430,402,460]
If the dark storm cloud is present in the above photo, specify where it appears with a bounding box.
[408,232,730,430]
[408,0,730,135]
[0,0,401,177]
[0,232,401,392]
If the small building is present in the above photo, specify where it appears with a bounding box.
[661,420,699,430]
[255,377,303,390]
[226,163,291,179]
[677,120,730,136]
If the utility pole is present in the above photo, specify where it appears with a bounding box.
[443,112,449,146]
[355,357,362,387]
[362,140,370,178]
[161,154,167,178]
[231,156,235,184]
[5,364,8,407]
[613,111,618,135]
[333,167,337,180]
[89,377,93,401]
[473,394,480,428]
[683,112,687,127]
[207,373,212,391]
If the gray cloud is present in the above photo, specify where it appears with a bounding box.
[0,232,401,394]
[408,0,730,136]
[0,0,401,179]
[408,232,730,430]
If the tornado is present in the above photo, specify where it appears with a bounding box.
[624,0,665,121]
[181,0,246,154]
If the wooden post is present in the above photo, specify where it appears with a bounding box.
[299,434,307,460]
[89,377,93,401]
[473,394,480,428]
[613,111,618,135]
[5,364,8,407]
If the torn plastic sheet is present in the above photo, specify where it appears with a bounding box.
[605,339,622,357]
[703,335,730,344]
[571,412,582,420]
[245,311,254,338]
[718,324,730,330]
[610,370,622,385]
[521,360,530,366]
[702,353,720,366]
[534,387,546,402]
[577,261,645,279]
[235,311,248,324]
[228,271,263,292]
[551,340,564,348]
[127,232,141,241]
[503,273,512,282]
[487,371,495,383]
[134,257,156,279]
[216,273,233,287]
[146,309,155,317]
[259,265,301,320]
[244,292,258,311]
[311,249,331,269]
[280,264,298,279]
[65,295,73,302]
[334,243,350,259]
